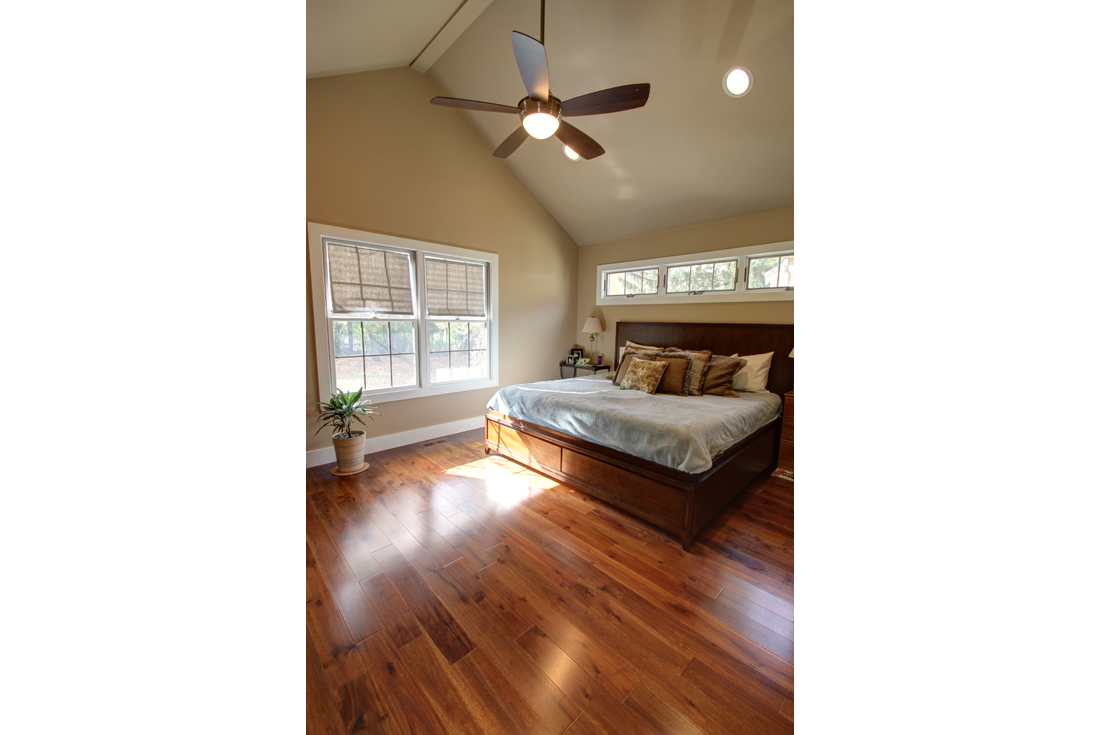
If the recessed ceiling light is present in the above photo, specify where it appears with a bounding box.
[562,145,580,161]
[723,66,753,98]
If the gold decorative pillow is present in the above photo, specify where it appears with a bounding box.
[614,353,689,395]
[620,358,667,394]
[620,349,704,396]
[701,354,748,397]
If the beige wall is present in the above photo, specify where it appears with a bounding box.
[574,207,794,360]
[307,68,579,452]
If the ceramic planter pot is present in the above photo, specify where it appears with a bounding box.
[331,431,367,472]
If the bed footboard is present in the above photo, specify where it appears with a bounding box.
[484,410,780,551]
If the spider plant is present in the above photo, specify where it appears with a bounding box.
[314,388,380,439]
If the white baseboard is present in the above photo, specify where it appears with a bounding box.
[306,416,484,468]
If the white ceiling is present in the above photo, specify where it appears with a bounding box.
[307,0,793,246]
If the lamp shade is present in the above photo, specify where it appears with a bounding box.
[582,317,603,334]
[789,348,794,358]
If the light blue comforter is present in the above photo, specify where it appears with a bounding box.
[486,375,782,474]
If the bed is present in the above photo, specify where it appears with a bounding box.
[484,322,794,551]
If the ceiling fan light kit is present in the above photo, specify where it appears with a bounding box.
[520,97,562,139]
[429,0,651,161]
[562,144,580,161]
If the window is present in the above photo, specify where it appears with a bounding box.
[667,260,737,294]
[595,240,794,306]
[604,267,659,297]
[308,223,499,405]
[747,254,794,290]
[424,256,489,383]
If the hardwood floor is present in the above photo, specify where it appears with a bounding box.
[306,428,794,735]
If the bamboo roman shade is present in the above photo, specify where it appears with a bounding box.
[327,243,414,316]
[425,257,486,317]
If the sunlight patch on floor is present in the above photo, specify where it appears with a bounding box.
[443,457,547,510]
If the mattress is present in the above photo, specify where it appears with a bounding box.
[486,374,782,473]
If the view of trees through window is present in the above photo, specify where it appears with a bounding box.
[748,255,794,289]
[429,321,488,383]
[605,268,659,296]
[667,260,737,293]
[332,321,416,391]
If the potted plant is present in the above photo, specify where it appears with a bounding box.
[314,388,380,475]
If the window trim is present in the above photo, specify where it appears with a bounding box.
[308,222,499,405]
[595,240,794,307]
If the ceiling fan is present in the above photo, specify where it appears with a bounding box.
[429,0,650,160]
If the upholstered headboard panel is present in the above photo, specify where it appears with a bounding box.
[614,322,794,396]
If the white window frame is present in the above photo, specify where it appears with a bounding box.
[595,240,794,307]
[308,222,499,405]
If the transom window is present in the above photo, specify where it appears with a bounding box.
[667,260,738,294]
[747,254,795,290]
[595,241,794,306]
[604,267,659,297]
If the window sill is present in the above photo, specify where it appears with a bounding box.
[596,290,793,307]
[355,377,499,405]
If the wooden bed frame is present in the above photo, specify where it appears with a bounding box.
[485,322,794,551]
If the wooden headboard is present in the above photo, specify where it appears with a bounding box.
[615,322,794,396]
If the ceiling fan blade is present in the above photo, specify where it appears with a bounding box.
[512,31,550,101]
[560,83,651,117]
[493,126,530,158]
[554,121,605,160]
[430,97,519,114]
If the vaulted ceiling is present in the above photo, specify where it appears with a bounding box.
[307,0,793,246]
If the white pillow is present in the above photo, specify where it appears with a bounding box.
[732,352,774,393]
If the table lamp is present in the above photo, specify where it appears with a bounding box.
[582,317,603,359]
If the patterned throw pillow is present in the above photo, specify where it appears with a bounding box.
[701,354,749,397]
[658,347,713,396]
[623,346,712,396]
[613,353,690,395]
[620,358,667,394]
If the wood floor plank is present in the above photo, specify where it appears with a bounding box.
[372,543,475,664]
[709,586,795,642]
[623,681,708,735]
[678,586,795,663]
[336,631,450,735]
[717,530,796,576]
[562,714,611,735]
[306,544,367,690]
[332,490,391,553]
[443,556,536,641]
[725,526,794,563]
[307,627,349,735]
[418,506,499,569]
[517,626,663,735]
[703,537,790,583]
[477,561,640,703]
[526,496,617,553]
[306,498,386,643]
[359,572,424,649]
[404,550,582,735]
[368,486,464,567]
[330,523,384,581]
[681,657,794,735]
[454,648,556,735]
[394,634,494,735]
[780,690,794,723]
[310,490,354,531]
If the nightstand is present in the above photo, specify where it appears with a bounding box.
[778,390,794,471]
[559,361,611,379]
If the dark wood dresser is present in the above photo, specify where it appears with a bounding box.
[778,390,794,471]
